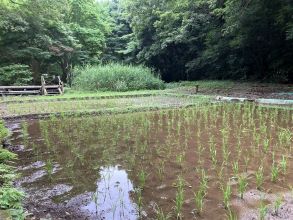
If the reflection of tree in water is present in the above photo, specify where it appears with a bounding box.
[83,166,137,220]
[26,113,156,201]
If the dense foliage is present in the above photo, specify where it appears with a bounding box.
[72,63,165,91]
[0,0,292,84]
[0,0,111,84]
[0,64,33,86]
[119,0,293,82]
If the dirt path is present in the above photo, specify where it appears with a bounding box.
[175,83,293,100]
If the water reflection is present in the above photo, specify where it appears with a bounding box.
[82,165,137,220]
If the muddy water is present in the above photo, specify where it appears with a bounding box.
[8,103,293,220]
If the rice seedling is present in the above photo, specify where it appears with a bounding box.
[237,175,248,199]
[173,175,185,219]
[278,128,292,148]
[279,155,287,174]
[226,208,237,220]
[222,147,230,165]
[44,159,54,180]
[197,144,204,164]
[199,169,208,192]
[260,125,267,137]
[209,144,217,168]
[217,164,225,183]
[273,196,283,216]
[263,138,269,153]
[271,164,279,183]
[221,183,232,209]
[176,152,185,168]
[244,155,250,172]
[135,188,143,218]
[193,169,208,214]
[157,160,165,181]
[193,189,205,214]
[155,205,172,220]
[271,155,279,183]
[259,198,268,220]
[138,169,148,190]
[255,165,264,190]
[232,161,239,177]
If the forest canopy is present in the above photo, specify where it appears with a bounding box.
[0,0,292,85]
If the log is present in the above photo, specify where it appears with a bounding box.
[0,86,41,90]
[0,90,40,95]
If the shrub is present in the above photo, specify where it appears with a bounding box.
[0,120,25,219]
[0,149,17,164]
[0,186,24,209]
[0,64,33,86]
[72,63,165,91]
[0,121,9,144]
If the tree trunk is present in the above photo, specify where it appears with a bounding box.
[59,55,72,86]
[31,58,41,84]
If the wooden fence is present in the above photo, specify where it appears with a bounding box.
[0,76,64,96]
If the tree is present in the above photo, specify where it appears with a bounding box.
[0,0,292,84]
[121,0,293,82]
[102,0,135,62]
[0,0,111,85]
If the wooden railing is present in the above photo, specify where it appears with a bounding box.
[0,76,64,96]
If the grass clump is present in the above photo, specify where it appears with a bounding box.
[166,80,235,89]
[0,186,24,210]
[72,63,165,91]
[0,120,25,219]
[0,121,9,144]
[0,149,17,164]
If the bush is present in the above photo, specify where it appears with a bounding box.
[0,120,24,219]
[0,149,17,164]
[0,121,8,144]
[0,64,33,86]
[72,63,165,91]
[0,186,24,209]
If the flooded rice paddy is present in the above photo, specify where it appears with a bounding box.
[8,103,293,219]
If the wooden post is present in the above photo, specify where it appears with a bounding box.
[41,76,48,95]
[57,76,64,94]
[195,85,199,93]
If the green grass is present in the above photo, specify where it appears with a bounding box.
[1,94,211,118]
[0,121,9,142]
[72,63,165,91]
[166,80,235,89]
[0,120,25,219]
[0,90,162,103]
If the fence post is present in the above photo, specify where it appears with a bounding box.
[195,85,199,93]
[57,76,64,94]
[41,76,48,95]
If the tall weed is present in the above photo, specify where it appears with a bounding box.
[72,63,165,91]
